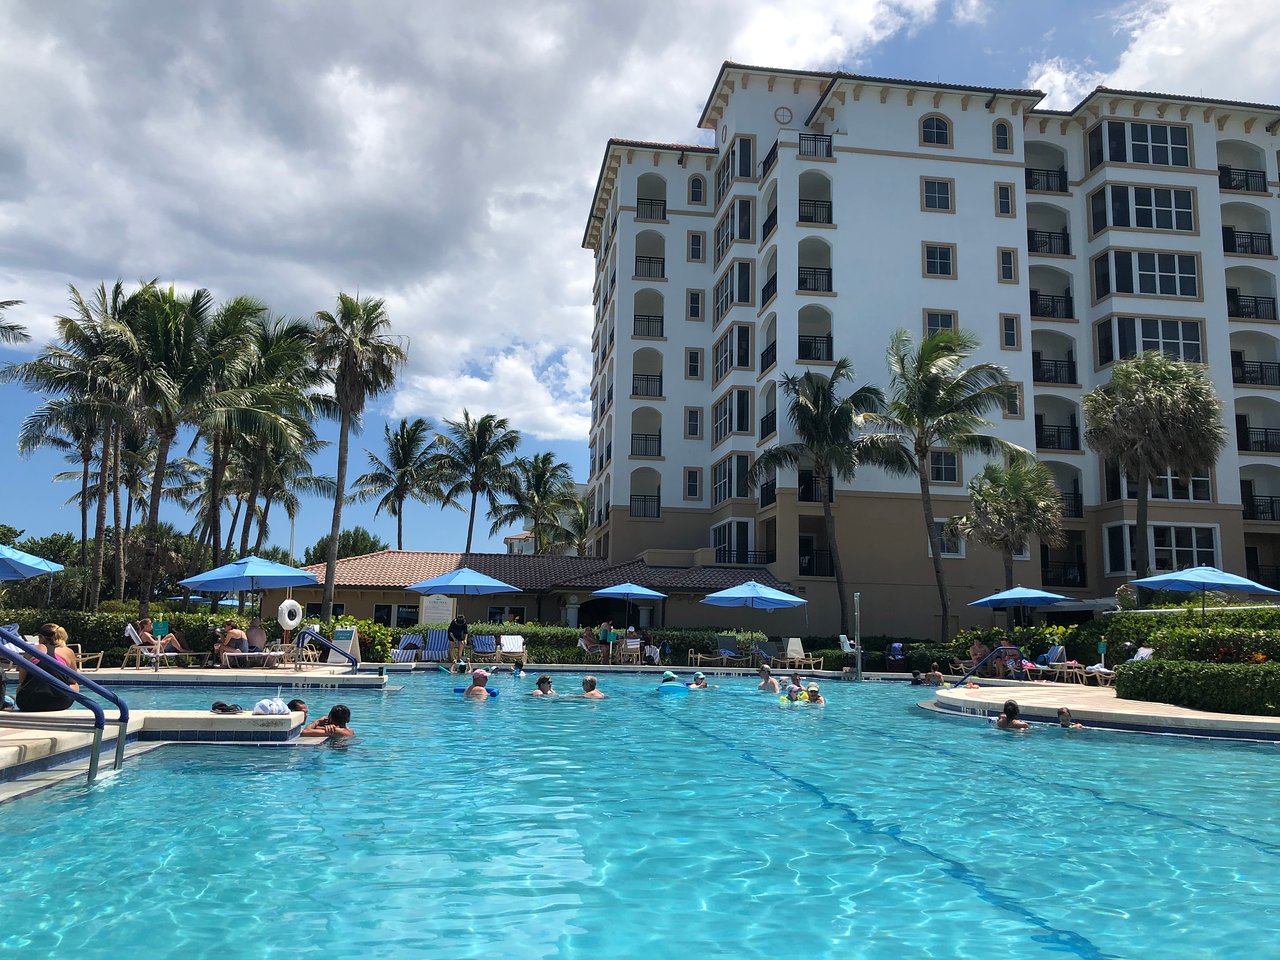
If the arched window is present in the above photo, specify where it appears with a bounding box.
[921,114,951,147]
[688,175,706,205]
[993,120,1011,153]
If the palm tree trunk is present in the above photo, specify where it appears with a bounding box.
[1003,547,1015,629]
[223,499,242,558]
[253,494,274,555]
[917,463,952,643]
[820,467,850,638]
[208,438,224,566]
[112,428,125,601]
[89,418,113,611]
[322,409,352,624]
[396,504,404,551]
[79,450,90,609]
[138,429,175,618]
[239,456,264,556]
[1134,468,1151,608]
[464,487,478,552]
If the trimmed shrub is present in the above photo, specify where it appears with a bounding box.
[1115,660,1280,716]
[1076,606,1280,654]
[1146,627,1280,664]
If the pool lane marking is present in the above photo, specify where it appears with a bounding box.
[645,703,1114,960]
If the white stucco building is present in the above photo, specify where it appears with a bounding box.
[583,62,1280,637]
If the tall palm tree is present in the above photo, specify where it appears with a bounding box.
[433,410,522,551]
[749,359,897,638]
[312,293,407,623]
[353,417,438,550]
[1083,352,1226,580]
[488,452,577,553]
[0,299,28,345]
[870,329,1020,642]
[948,457,1065,624]
[253,437,336,557]
[544,493,594,557]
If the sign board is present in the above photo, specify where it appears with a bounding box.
[420,594,455,624]
[329,626,361,664]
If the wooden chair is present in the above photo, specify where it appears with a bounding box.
[470,636,500,663]
[770,637,823,671]
[499,635,527,665]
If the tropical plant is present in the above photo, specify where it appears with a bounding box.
[311,293,407,622]
[869,329,1020,642]
[353,417,439,549]
[302,526,390,566]
[544,493,593,557]
[0,299,28,345]
[749,359,895,638]
[488,452,577,553]
[433,410,522,551]
[1083,352,1226,581]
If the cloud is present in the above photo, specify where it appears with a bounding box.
[951,0,990,26]
[1024,56,1108,109]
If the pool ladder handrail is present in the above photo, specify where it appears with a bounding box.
[0,626,131,783]
[296,626,359,674]
[953,645,1025,686]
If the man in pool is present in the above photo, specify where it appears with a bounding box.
[757,665,780,694]
[288,699,308,723]
[995,699,1030,731]
[806,683,825,704]
[464,668,492,699]
[301,704,354,737]
[531,675,557,696]
[689,671,709,689]
[581,675,605,699]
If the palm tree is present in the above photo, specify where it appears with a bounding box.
[948,457,1065,624]
[312,293,407,623]
[253,437,336,557]
[433,410,522,551]
[0,299,28,345]
[1083,352,1226,580]
[870,329,1020,642]
[544,493,594,557]
[749,360,895,638]
[353,417,438,549]
[488,452,577,553]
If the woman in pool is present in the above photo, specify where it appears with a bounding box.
[581,675,606,699]
[689,672,709,689]
[805,683,825,705]
[302,704,354,737]
[659,670,682,685]
[995,699,1030,731]
[757,665,780,694]
[531,675,557,696]
[1057,707,1084,729]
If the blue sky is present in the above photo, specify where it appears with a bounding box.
[0,0,1272,554]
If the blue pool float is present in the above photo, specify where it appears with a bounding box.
[453,687,500,697]
[657,682,688,695]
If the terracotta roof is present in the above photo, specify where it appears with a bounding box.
[298,550,793,594]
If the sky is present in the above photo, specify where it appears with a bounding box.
[0,0,1277,555]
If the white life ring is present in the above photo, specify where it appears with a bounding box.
[277,599,303,631]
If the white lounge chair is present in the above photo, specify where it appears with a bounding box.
[770,637,823,671]
[121,623,188,669]
[498,635,527,665]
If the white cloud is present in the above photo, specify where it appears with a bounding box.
[951,0,990,26]
[1024,56,1108,110]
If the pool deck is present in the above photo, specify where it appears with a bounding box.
[4,663,389,689]
[928,678,1280,742]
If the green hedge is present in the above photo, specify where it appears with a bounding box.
[1145,627,1280,664]
[1076,607,1280,653]
[1115,660,1280,716]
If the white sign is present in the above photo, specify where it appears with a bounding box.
[420,594,455,624]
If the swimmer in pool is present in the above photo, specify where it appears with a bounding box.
[301,704,354,737]
[995,699,1030,731]
[689,672,709,689]
[530,675,557,696]
[581,675,606,699]
[659,670,682,685]
[464,669,492,700]
[757,665,780,694]
[784,684,805,703]
[805,683,824,705]
[1057,707,1084,729]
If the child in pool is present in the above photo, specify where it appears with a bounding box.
[1057,707,1084,729]
[995,699,1030,731]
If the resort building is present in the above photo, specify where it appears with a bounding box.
[583,61,1280,637]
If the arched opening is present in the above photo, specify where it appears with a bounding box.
[1025,141,1068,192]
[1230,330,1280,386]
[1042,460,1083,518]
[634,229,665,280]
[760,314,777,371]
[687,174,706,205]
[1236,396,1280,454]
[1033,395,1080,451]
[1029,264,1074,319]
[1026,201,1071,256]
[920,114,951,147]
[629,467,661,518]
[629,406,662,458]
[633,288,664,338]
[762,182,779,240]
[798,171,833,224]
[1222,200,1273,256]
[798,304,833,361]
[603,415,614,464]
[797,237,833,293]
[1218,139,1267,192]
[601,476,612,522]
[1241,463,1280,521]
[631,347,663,398]
[761,247,778,305]
[1030,330,1078,385]
[992,119,1013,153]
[1227,265,1278,320]
[759,381,778,440]
[636,173,667,220]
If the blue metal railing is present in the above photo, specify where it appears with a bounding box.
[953,644,1026,686]
[0,626,131,782]
[295,626,359,674]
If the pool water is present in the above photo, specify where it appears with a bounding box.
[3,674,1278,959]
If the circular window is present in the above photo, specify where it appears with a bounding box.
[774,106,793,124]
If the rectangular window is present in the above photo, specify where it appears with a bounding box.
[929,520,964,558]
[1108,462,1212,502]
[713,326,750,380]
[1094,185,1195,234]
[1095,317,1114,366]
[922,177,954,212]
[712,395,731,443]
[711,458,731,504]
[688,231,705,262]
[1099,316,1204,364]
[997,247,1018,283]
[1000,314,1021,350]
[685,407,702,439]
[1093,253,1112,299]
[1003,383,1023,419]
[923,243,956,278]
[995,182,1014,217]
[684,468,701,500]
[713,199,754,265]
[372,603,391,627]
[736,198,753,242]
[1088,125,1104,170]
[396,604,420,628]
[1094,250,1199,300]
[735,137,753,178]
[929,450,959,484]
[687,289,703,321]
[925,310,956,337]
[306,602,343,618]
[686,349,703,380]
[1089,187,1107,234]
[1094,121,1191,168]
[1105,523,1216,575]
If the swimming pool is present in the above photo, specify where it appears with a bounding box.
[3,673,1277,959]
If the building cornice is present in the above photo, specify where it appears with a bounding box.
[582,138,716,250]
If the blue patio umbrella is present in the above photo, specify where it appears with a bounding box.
[406,567,520,595]
[165,596,241,608]
[701,581,806,609]
[179,555,318,593]
[969,586,1071,609]
[1132,565,1280,622]
[0,543,65,582]
[591,582,667,631]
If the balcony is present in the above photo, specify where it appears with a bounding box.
[1249,564,1280,588]
[762,206,778,241]
[1234,360,1280,387]
[714,547,777,565]
[634,256,665,279]
[1244,496,1280,521]
[1220,166,1267,193]
[799,549,834,577]
[1036,423,1080,450]
[798,266,833,292]
[633,315,664,338]
[760,340,777,371]
[630,433,661,457]
[761,140,779,178]
[799,199,833,224]
[760,409,777,440]
[632,374,663,397]
[1238,427,1280,453]
[761,273,778,305]
[1030,293,1073,319]
[1028,228,1071,256]
[798,134,833,159]
[759,479,777,507]
[1224,229,1274,256]
[1228,293,1278,320]
[798,471,834,502]
[1060,492,1083,518]
[1025,167,1068,193]
[635,199,667,220]
[798,335,834,361]
[1042,560,1086,588]
[629,495,660,519]
[1033,358,1078,384]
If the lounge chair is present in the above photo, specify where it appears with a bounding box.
[69,644,104,671]
[691,634,751,667]
[470,635,500,663]
[577,636,605,663]
[1023,644,1065,681]
[391,634,424,663]
[616,634,642,664]
[422,628,449,662]
[121,623,200,669]
[771,637,823,671]
[1086,664,1116,686]
[885,642,907,671]
[270,625,321,667]
[499,635,527,665]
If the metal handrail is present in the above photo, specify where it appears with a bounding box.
[0,626,131,782]
[953,644,1025,685]
[294,625,359,674]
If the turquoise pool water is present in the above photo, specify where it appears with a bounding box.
[2,673,1278,959]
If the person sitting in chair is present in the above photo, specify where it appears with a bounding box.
[578,626,607,658]
[213,620,250,666]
